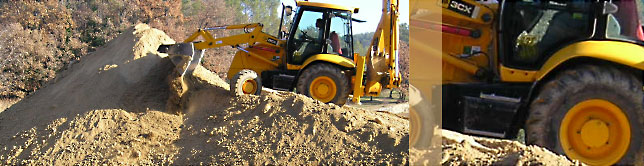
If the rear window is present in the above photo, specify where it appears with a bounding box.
[606,0,644,41]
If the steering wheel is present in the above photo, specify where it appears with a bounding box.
[298,31,314,42]
[294,30,314,50]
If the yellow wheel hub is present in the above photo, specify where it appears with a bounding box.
[309,76,336,103]
[242,80,257,94]
[560,99,630,166]
[580,119,610,148]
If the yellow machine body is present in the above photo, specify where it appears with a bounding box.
[535,41,644,81]
[419,0,644,165]
[227,43,285,79]
[439,0,496,83]
[352,0,401,103]
[159,0,401,105]
[437,0,644,84]
[286,54,356,70]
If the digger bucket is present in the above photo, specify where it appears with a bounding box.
[157,43,204,77]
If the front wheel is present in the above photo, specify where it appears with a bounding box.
[230,69,262,96]
[526,65,644,165]
[297,63,350,105]
[409,85,437,149]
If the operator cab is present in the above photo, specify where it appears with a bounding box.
[500,0,644,70]
[281,2,358,65]
[444,0,644,139]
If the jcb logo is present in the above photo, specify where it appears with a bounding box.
[267,38,278,45]
[447,0,476,17]
[451,1,472,14]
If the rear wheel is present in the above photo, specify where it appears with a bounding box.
[297,63,350,105]
[526,65,644,165]
[230,69,262,96]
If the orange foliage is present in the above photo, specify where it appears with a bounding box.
[398,41,410,97]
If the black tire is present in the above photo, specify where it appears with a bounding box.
[526,65,644,165]
[409,85,437,149]
[230,69,262,96]
[297,63,350,105]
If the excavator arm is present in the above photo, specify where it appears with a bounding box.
[184,23,281,50]
[353,0,401,103]
[157,23,282,77]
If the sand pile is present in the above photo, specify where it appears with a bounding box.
[0,24,408,165]
[440,130,582,166]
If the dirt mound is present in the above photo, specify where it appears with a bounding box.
[440,130,582,166]
[0,24,408,165]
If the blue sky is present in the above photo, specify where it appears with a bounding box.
[279,0,409,34]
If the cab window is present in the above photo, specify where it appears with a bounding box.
[291,10,325,65]
[501,0,592,69]
[606,0,644,41]
[327,10,353,59]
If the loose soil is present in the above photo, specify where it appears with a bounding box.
[440,130,583,166]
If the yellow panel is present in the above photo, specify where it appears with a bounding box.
[435,0,497,84]
[352,55,366,103]
[536,41,644,80]
[296,1,355,12]
[227,47,281,79]
[301,54,356,69]
[227,51,247,79]
[287,64,302,70]
[365,82,382,96]
[499,65,537,82]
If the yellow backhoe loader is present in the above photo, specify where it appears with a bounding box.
[411,0,644,165]
[158,0,401,106]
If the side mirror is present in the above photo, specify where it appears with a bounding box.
[285,6,293,16]
[603,1,618,14]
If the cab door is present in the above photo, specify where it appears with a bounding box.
[286,8,355,67]
[287,8,328,65]
[499,0,593,70]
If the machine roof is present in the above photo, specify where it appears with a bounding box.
[296,1,358,13]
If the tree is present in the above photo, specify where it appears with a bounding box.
[353,32,374,56]
[399,23,409,42]
[354,40,367,56]
[0,1,79,98]
[181,0,237,79]
[225,0,282,36]
[0,0,193,98]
